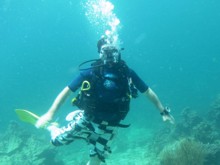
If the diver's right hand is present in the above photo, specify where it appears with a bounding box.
[35,112,53,129]
[161,107,175,124]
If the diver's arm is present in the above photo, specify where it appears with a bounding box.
[35,86,72,128]
[144,88,164,113]
[47,86,72,116]
[144,87,175,124]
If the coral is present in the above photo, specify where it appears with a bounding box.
[0,131,22,155]
[150,126,174,154]
[159,138,207,165]
[211,94,220,110]
[0,121,24,155]
[150,96,220,165]
[192,121,219,144]
[0,121,64,165]
[208,94,220,128]
[174,107,203,137]
[203,141,220,164]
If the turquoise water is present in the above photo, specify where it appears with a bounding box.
[0,0,220,164]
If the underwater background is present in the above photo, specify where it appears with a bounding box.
[0,0,220,164]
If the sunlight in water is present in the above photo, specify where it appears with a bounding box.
[82,0,121,45]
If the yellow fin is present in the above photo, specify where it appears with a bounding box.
[15,109,40,125]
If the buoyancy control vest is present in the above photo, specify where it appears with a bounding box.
[72,60,138,121]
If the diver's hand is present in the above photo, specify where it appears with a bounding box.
[35,112,53,128]
[161,107,175,124]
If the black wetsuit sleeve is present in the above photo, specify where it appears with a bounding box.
[68,74,84,92]
[129,69,149,93]
[68,70,91,92]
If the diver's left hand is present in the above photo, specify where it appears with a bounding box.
[161,107,175,124]
[35,112,53,128]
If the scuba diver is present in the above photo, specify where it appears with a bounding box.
[35,36,175,165]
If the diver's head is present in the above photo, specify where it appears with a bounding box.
[97,35,108,53]
[99,44,121,64]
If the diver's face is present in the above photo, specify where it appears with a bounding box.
[100,46,120,65]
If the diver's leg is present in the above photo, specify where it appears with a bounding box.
[47,124,75,146]
[47,112,85,145]
[86,156,102,165]
[86,125,117,165]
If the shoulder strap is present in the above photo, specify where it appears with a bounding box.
[91,59,103,78]
[117,60,130,78]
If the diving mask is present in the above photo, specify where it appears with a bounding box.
[100,44,121,64]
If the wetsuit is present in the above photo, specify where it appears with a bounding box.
[50,64,148,162]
